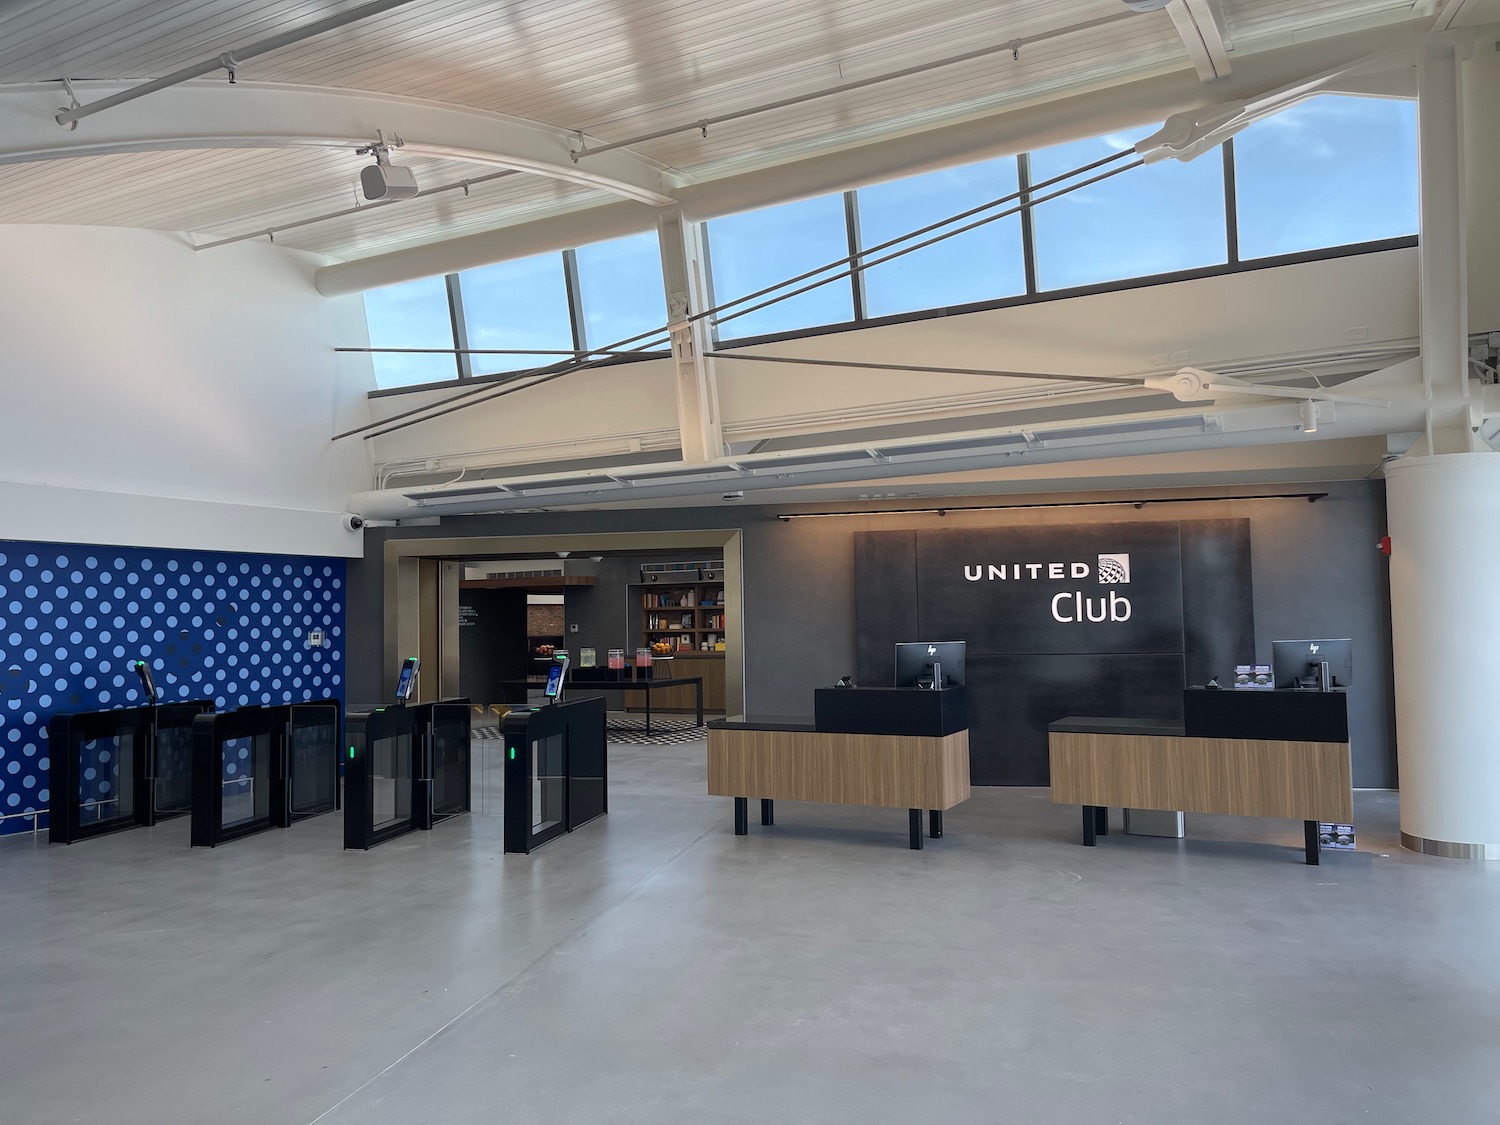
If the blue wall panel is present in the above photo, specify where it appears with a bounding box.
[0,540,346,836]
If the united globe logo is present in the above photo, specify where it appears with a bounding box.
[1097,553,1130,584]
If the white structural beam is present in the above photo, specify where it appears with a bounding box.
[0,82,677,206]
[1415,39,1473,454]
[1167,0,1232,81]
[657,207,724,464]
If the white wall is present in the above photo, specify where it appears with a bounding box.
[0,226,375,557]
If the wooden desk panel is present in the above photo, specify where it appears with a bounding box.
[708,728,970,811]
[1049,731,1353,822]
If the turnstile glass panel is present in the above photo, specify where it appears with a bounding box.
[532,733,565,833]
[288,709,338,817]
[371,734,412,832]
[78,733,135,828]
[430,711,468,819]
[220,734,271,830]
[154,723,193,817]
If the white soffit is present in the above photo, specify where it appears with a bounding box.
[0,0,1430,259]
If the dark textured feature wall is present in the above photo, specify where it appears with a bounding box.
[345,481,1396,787]
[854,520,1252,785]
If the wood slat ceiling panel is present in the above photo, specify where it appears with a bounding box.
[1217,0,1418,38]
[0,0,1420,261]
[0,145,606,257]
[616,21,1186,178]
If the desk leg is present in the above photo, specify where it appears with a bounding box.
[696,680,704,728]
[761,799,774,826]
[1082,806,1097,846]
[1094,806,1109,837]
[928,810,943,839]
[734,797,748,835]
[909,809,924,850]
[1304,820,1320,865]
[644,687,653,737]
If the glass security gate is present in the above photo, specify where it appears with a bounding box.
[190,699,342,847]
[48,701,214,844]
[503,696,607,854]
[345,699,471,850]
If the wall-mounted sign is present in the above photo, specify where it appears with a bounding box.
[915,522,1185,656]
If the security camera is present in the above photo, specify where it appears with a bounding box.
[341,513,365,532]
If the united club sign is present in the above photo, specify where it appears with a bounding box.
[964,552,1134,623]
[907,522,1185,656]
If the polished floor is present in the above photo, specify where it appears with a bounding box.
[2,738,1498,1125]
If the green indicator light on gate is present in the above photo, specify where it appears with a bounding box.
[508,747,515,760]
[348,746,355,759]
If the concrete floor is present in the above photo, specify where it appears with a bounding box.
[2,738,1498,1125]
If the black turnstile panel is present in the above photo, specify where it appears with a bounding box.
[503,697,607,854]
[48,700,215,844]
[190,699,342,847]
[344,699,470,849]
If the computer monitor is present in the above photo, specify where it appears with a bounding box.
[895,641,966,689]
[1271,639,1352,690]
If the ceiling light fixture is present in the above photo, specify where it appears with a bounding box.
[357,130,419,201]
[1121,0,1171,10]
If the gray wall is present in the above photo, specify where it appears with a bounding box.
[346,480,1397,786]
[564,554,716,659]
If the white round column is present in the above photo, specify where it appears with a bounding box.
[1386,453,1500,858]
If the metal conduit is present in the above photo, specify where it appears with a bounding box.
[56,0,422,128]
[333,150,1137,442]
[568,11,1140,162]
[194,169,519,252]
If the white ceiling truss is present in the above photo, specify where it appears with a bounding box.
[0,0,1437,260]
[0,82,677,206]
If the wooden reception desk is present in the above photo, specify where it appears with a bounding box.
[1049,691,1353,865]
[707,687,970,849]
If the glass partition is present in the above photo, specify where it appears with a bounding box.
[857,156,1026,316]
[1233,94,1419,260]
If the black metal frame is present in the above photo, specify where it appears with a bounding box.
[344,699,471,850]
[48,700,214,844]
[502,696,608,854]
[190,699,343,848]
[733,797,946,850]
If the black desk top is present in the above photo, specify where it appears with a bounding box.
[1049,716,1186,737]
[708,715,816,733]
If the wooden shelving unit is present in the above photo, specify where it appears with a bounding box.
[634,577,728,713]
[640,580,726,654]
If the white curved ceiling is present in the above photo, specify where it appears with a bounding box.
[0,0,1426,260]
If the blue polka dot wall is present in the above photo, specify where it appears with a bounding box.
[0,540,346,836]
